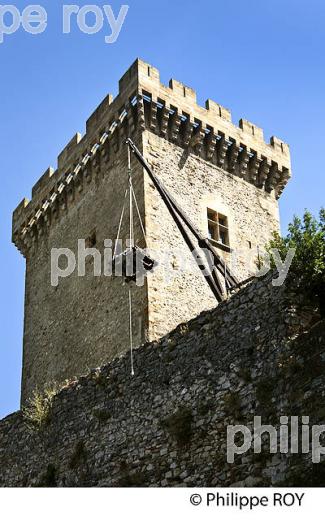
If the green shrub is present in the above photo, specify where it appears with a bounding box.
[266,209,325,315]
[22,385,58,430]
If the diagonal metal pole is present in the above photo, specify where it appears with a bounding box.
[126,138,238,290]
[126,139,227,302]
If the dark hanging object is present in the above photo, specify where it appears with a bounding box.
[112,246,157,283]
[126,138,239,302]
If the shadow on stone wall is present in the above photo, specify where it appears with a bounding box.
[0,272,324,487]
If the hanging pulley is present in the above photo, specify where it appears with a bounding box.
[112,245,157,283]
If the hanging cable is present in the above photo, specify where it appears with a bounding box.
[128,145,134,247]
[114,144,154,375]
[128,287,135,376]
[113,188,128,260]
[127,142,147,246]
[127,145,135,375]
[125,138,238,300]
[131,183,147,245]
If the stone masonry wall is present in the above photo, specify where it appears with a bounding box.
[12,58,292,404]
[143,131,280,340]
[21,132,149,404]
[1,273,324,487]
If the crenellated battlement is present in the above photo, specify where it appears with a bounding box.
[12,59,291,258]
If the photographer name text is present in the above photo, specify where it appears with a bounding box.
[0,4,129,44]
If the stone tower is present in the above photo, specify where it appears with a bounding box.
[12,59,291,403]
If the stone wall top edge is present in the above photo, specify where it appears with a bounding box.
[12,58,291,234]
[12,85,140,232]
[0,271,285,426]
[130,59,290,151]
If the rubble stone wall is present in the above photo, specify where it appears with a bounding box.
[1,273,324,487]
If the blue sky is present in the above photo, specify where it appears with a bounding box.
[1,0,324,418]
